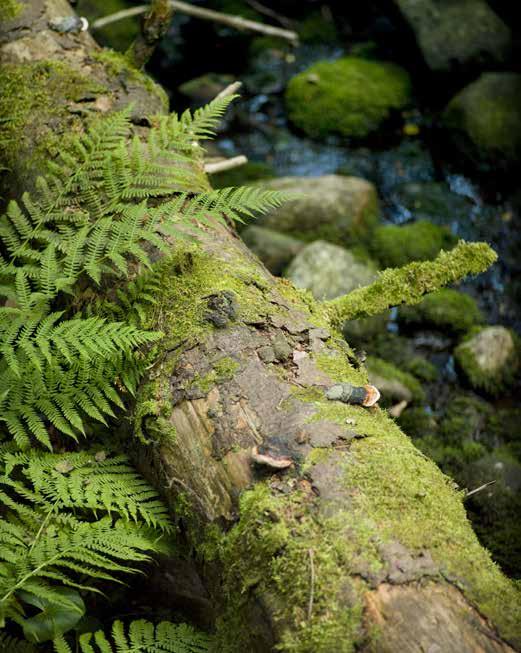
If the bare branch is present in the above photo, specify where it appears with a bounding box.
[92,0,299,42]
[204,155,248,175]
[465,480,497,499]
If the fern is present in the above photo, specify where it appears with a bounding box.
[0,450,172,635]
[0,92,290,647]
[3,450,173,531]
[53,619,211,653]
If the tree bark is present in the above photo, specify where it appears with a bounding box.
[1,3,520,651]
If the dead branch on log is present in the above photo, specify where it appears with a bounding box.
[126,0,174,68]
[204,155,248,175]
[92,1,299,42]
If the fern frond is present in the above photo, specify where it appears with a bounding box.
[3,450,173,532]
[53,619,211,653]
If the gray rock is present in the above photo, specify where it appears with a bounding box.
[394,0,511,72]
[443,73,521,168]
[454,326,519,396]
[241,226,304,275]
[254,175,380,246]
[285,240,377,301]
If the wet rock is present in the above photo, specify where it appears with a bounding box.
[393,0,511,72]
[370,220,457,268]
[376,141,435,197]
[398,289,483,335]
[285,57,411,139]
[254,175,380,246]
[241,226,304,275]
[285,240,377,301]
[443,73,521,169]
[454,326,519,396]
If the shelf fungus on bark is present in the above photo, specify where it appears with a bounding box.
[325,382,380,407]
[251,446,293,470]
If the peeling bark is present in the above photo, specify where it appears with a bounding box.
[1,3,521,652]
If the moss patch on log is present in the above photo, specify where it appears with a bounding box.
[0,60,107,197]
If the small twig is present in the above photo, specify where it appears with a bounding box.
[465,480,496,499]
[215,80,242,99]
[245,0,294,29]
[307,548,315,620]
[204,155,248,174]
[92,1,299,42]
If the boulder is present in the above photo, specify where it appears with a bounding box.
[399,289,483,334]
[284,240,377,301]
[442,73,521,168]
[454,326,519,395]
[240,226,304,276]
[254,175,380,246]
[393,0,511,72]
[370,220,457,268]
[285,57,411,139]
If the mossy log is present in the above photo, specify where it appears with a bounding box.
[1,3,521,651]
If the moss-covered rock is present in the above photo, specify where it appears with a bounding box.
[393,0,511,72]
[240,226,304,276]
[369,333,438,382]
[443,73,521,168]
[366,356,425,404]
[285,241,377,301]
[398,406,438,439]
[285,57,411,140]
[454,326,519,395]
[398,288,483,334]
[298,11,338,44]
[370,221,457,268]
[253,175,380,246]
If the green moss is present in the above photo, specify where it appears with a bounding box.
[189,356,240,394]
[370,221,457,268]
[327,241,496,324]
[210,161,275,189]
[91,50,169,110]
[399,288,483,334]
[0,61,107,194]
[366,356,425,403]
[298,12,338,44]
[211,483,372,652]
[315,349,368,387]
[0,0,23,20]
[345,423,521,642]
[285,57,411,140]
[443,73,521,166]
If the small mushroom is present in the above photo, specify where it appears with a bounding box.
[326,382,380,407]
[251,446,293,470]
